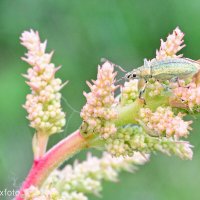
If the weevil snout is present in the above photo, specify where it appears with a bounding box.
[125,70,139,80]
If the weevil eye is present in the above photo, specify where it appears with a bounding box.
[126,73,136,79]
[125,71,138,80]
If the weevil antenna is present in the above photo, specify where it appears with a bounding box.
[101,58,127,72]
[116,76,126,83]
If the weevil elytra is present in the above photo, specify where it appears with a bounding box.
[125,58,200,82]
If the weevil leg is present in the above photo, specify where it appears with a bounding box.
[170,76,182,87]
[138,79,146,95]
[170,76,179,83]
[170,77,190,88]
[138,79,147,104]
[139,94,146,105]
[139,90,144,98]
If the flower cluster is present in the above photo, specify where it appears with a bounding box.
[156,27,185,60]
[106,126,193,159]
[107,25,194,159]
[18,27,199,200]
[23,186,59,200]
[24,186,87,200]
[80,26,194,172]
[139,107,192,139]
[120,79,138,105]
[145,79,165,97]
[21,30,66,135]
[171,81,200,111]
[23,152,148,200]
[80,62,117,139]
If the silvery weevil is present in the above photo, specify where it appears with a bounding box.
[125,58,200,82]
[124,58,200,98]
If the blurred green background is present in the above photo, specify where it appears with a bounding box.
[1,0,200,199]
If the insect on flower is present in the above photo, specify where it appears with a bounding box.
[125,58,200,82]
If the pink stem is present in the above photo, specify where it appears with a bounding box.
[16,130,88,200]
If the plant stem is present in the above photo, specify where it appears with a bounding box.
[16,130,89,200]
[115,98,144,126]
[32,133,49,160]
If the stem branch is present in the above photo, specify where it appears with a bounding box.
[16,130,88,200]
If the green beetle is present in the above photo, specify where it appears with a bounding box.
[125,58,200,81]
